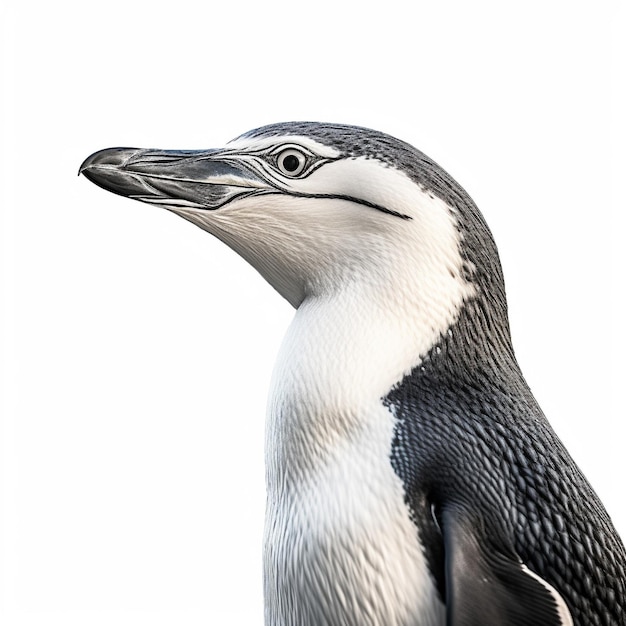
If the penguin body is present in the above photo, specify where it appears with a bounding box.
[81,122,626,625]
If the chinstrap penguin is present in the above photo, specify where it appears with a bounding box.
[80,122,626,625]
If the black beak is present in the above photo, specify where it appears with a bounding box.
[79,147,267,210]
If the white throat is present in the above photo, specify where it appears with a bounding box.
[265,187,476,480]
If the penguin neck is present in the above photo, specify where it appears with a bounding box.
[265,271,476,487]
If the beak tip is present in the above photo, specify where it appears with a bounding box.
[80,147,140,174]
[80,147,143,197]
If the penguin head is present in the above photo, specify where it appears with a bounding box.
[80,122,499,327]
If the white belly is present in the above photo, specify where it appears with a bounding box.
[263,403,445,626]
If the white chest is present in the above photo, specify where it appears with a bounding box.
[263,402,444,626]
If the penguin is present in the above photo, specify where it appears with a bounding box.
[80,122,626,626]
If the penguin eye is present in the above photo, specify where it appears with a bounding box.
[276,148,307,177]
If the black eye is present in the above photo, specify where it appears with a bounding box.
[276,148,307,177]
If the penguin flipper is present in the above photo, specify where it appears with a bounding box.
[442,507,572,626]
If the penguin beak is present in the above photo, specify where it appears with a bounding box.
[79,147,268,210]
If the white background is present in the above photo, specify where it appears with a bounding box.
[1,1,624,625]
